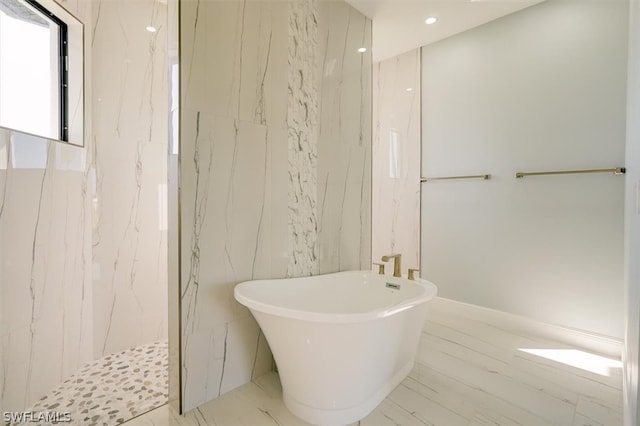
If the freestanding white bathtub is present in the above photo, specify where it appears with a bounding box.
[234,270,438,426]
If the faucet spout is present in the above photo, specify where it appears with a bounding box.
[381,254,402,278]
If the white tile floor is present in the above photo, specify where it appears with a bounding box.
[124,305,623,426]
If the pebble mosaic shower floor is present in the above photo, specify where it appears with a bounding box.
[16,340,168,426]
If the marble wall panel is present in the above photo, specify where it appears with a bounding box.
[179,0,371,412]
[0,130,93,413]
[0,0,94,412]
[91,0,168,357]
[316,1,372,274]
[180,0,289,410]
[1,0,171,413]
[372,49,421,272]
[179,112,285,410]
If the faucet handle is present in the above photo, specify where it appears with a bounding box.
[408,268,420,280]
[372,262,385,275]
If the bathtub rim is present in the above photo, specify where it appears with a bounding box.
[234,270,437,324]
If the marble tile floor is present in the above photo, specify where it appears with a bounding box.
[123,309,623,426]
[13,340,169,426]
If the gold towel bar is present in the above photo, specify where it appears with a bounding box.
[421,174,491,182]
[515,167,626,179]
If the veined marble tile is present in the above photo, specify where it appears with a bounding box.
[91,0,168,358]
[509,352,623,407]
[125,301,623,426]
[119,404,194,426]
[385,381,471,426]
[401,372,475,420]
[468,408,547,426]
[316,1,372,273]
[180,110,284,410]
[409,362,560,426]
[194,374,309,426]
[179,0,372,412]
[423,320,517,364]
[425,304,539,353]
[0,130,92,413]
[0,0,94,413]
[421,328,510,373]
[180,0,288,128]
[416,341,577,424]
[573,396,623,426]
[2,0,171,415]
[572,395,623,426]
[372,49,421,271]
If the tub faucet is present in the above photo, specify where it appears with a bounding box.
[408,268,419,280]
[381,254,402,278]
[372,262,385,275]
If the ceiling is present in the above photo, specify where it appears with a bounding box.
[344,0,544,62]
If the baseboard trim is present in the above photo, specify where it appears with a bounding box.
[428,297,623,359]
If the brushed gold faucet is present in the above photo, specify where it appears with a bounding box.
[408,268,419,280]
[372,262,385,275]
[381,254,402,278]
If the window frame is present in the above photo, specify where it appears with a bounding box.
[21,0,69,142]
[0,0,84,146]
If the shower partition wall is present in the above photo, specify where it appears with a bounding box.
[176,0,372,412]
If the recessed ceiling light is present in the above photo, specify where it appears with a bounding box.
[406,88,414,92]
[146,26,157,33]
[357,47,367,53]
[425,17,438,25]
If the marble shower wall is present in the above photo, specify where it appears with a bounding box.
[91,0,169,358]
[372,49,421,271]
[0,0,93,413]
[1,0,170,413]
[0,130,93,413]
[179,0,371,412]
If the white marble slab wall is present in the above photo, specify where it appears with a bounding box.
[179,0,289,411]
[316,1,372,273]
[1,0,171,412]
[372,49,421,272]
[0,0,94,413]
[0,130,93,413]
[179,0,371,412]
[91,0,168,358]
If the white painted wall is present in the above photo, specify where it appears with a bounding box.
[421,0,628,338]
[624,1,640,423]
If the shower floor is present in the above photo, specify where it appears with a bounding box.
[21,340,168,426]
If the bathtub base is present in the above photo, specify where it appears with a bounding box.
[282,360,414,426]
